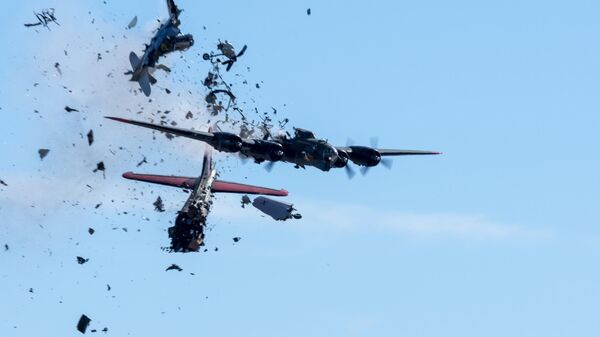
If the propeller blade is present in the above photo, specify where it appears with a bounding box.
[381,158,393,169]
[369,136,379,148]
[360,166,370,176]
[238,153,250,165]
[264,161,276,172]
[345,164,356,179]
[237,45,248,58]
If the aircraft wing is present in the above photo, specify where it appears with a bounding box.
[377,149,441,156]
[105,117,214,143]
[337,147,441,156]
[123,172,197,188]
[212,180,288,197]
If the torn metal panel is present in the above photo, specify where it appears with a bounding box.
[77,314,91,334]
[252,196,301,221]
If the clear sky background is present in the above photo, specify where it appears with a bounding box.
[1,0,600,336]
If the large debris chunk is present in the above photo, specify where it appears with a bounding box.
[127,16,138,29]
[87,130,94,146]
[76,256,89,265]
[252,197,302,221]
[77,314,91,334]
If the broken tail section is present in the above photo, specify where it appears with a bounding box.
[129,51,152,96]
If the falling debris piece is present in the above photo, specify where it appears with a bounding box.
[185,111,194,119]
[38,149,50,160]
[65,106,79,113]
[165,264,183,272]
[76,256,89,265]
[93,162,105,173]
[0,179,7,187]
[77,314,91,334]
[233,237,241,243]
[88,228,95,235]
[252,197,302,221]
[54,62,62,76]
[153,196,165,212]
[94,203,102,209]
[127,16,138,29]
[307,8,311,15]
[87,130,94,146]
[29,288,34,293]
[106,284,111,291]
[24,9,59,29]
[241,195,251,208]
[4,244,8,251]
[136,156,148,167]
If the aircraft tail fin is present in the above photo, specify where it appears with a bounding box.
[129,52,141,71]
[138,70,152,96]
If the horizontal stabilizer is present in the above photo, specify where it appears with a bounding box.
[123,172,196,189]
[212,180,288,197]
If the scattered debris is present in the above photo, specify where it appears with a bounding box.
[153,196,165,212]
[65,106,79,113]
[233,237,241,243]
[24,9,59,29]
[76,256,89,265]
[0,179,7,187]
[307,8,311,15]
[87,130,94,146]
[127,16,138,29]
[38,149,50,160]
[88,228,95,235]
[77,314,91,334]
[185,111,194,119]
[165,264,183,272]
[4,244,8,251]
[94,203,102,209]
[106,284,111,291]
[29,288,34,293]
[93,162,105,174]
[204,41,247,72]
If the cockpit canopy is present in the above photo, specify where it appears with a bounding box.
[293,128,316,140]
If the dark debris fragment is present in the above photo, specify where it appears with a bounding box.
[153,196,165,212]
[166,264,183,272]
[233,237,241,243]
[65,106,79,113]
[4,244,8,251]
[87,130,94,146]
[136,156,148,167]
[0,179,7,187]
[76,256,89,265]
[88,228,95,235]
[77,314,91,334]
[93,162,105,173]
[38,149,50,160]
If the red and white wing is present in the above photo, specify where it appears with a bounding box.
[212,180,288,197]
[122,172,197,189]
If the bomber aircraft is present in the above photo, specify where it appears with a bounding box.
[106,117,440,178]
[127,0,194,96]
[123,146,289,252]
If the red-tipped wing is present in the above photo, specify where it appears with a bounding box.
[212,180,288,197]
[123,172,197,189]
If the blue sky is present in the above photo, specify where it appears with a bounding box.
[1,0,600,336]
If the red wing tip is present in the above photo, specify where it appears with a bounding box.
[279,189,289,197]
[122,172,135,179]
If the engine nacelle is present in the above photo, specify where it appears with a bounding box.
[241,140,284,162]
[334,150,350,168]
[348,146,381,167]
[211,132,243,153]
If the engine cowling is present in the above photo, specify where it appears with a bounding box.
[347,146,381,167]
[334,150,350,168]
[211,132,243,153]
[241,140,284,162]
